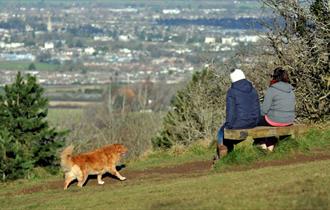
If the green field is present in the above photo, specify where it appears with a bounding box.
[0,61,59,71]
[47,108,84,127]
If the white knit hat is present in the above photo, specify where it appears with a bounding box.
[230,69,246,83]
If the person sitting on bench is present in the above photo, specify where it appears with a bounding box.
[214,69,260,163]
[257,67,296,151]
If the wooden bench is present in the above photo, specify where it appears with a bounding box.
[224,124,308,141]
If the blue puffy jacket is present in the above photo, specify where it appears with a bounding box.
[225,79,260,129]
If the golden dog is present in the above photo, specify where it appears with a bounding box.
[60,144,128,190]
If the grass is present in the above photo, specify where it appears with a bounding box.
[0,159,329,209]
[129,141,213,170]
[0,61,59,71]
[1,126,329,209]
[129,127,330,171]
[47,108,84,127]
[213,128,330,170]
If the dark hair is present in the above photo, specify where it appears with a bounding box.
[272,67,289,83]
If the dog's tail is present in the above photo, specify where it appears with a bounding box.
[60,145,74,172]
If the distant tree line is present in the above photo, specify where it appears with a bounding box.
[156,17,271,30]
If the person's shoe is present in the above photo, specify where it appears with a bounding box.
[219,145,228,157]
[212,144,228,166]
[256,143,267,150]
[267,145,274,152]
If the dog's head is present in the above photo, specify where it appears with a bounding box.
[110,144,128,157]
[117,144,128,155]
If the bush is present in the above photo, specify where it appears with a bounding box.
[152,67,229,148]
[63,105,163,159]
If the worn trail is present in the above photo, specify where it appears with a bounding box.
[14,152,330,195]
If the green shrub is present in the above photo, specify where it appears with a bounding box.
[152,67,229,148]
[0,72,66,181]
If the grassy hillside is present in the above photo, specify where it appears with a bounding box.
[0,127,329,209]
[0,159,329,210]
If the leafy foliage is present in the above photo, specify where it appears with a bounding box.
[153,67,229,148]
[0,72,66,181]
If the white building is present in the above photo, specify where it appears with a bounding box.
[162,9,181,14]
[222,37,234,45]
[237,35,261,43]
[204,37,216,44]
[84,47,96,55]
[44,42,54,49]
[119,35,130,42]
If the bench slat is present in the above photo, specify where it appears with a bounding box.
[224,125,308,140]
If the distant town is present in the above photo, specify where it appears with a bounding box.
[0,0,266,86]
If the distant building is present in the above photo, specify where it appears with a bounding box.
[94,36,112,41]
[204,37,216,44]
[119,35,130,42]
[0,53,35,61]
[84,47,96,55]
[1,42,24,49]
[237,35,261,43]
[47,14,52,32]
[162,9,181,14]
[222,37,234,45]
[44,42,54,49]
[25,25,33,32]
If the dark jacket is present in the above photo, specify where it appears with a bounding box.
[261,81,295,123]
[225,79,260,129]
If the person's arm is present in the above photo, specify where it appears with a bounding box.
[261,88,274,116]
[225,89,236,129]
[254,89,261,122]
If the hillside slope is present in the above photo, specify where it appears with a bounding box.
[1,150,330,210]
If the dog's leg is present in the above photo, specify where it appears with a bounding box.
[97,174,105,185]
[110,166,126,181]
[64,173,75,190]
[77,170,88,187]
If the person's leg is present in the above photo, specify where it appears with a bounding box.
[255,116,271,150]
[223,139,234,152]
[214,125,228,162]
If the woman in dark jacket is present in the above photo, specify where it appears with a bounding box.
[258,67,296,151]
[214,69,260,162]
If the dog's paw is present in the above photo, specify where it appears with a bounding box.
[98,180,105,185]
[120,177,126,181]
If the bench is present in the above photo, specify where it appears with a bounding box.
[224,124,308,141]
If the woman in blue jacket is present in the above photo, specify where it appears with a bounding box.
[214,69,260,162]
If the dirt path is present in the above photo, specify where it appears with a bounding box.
[14,152,330,195]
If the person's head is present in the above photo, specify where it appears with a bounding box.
[272,67,289,83]
[230,68,246,83]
